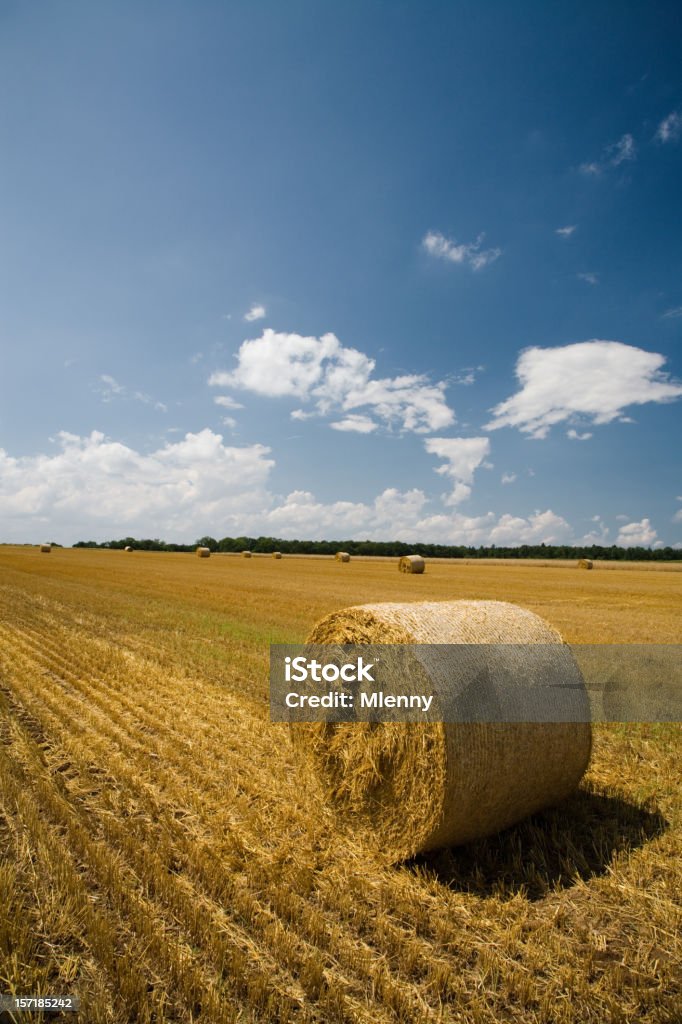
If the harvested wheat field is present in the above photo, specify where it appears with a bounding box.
[0,547,680,1024]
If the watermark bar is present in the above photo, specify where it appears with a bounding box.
[270,644,682,723]
[0,995,80,1013]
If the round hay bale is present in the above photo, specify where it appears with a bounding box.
[124,545,133,552]
[40,544,51,553]
[196,546,211,558]
[335,551,351,562]
[292,600,592,862]
[242,550,252,558]
[272,551,283,559]
[399,554,425,574]
[578,559,593,570]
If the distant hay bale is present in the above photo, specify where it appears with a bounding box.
[196,546,211,558]
[292,599,592,862]
[578,559,593,570]
[399,554,425,574]
[40,544,51,553]
[272,551,282,559]
[335,552,351,563]
[242,550,252,558]
[124,546,133,552]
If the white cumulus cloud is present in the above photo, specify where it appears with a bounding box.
[0,430,275,544]
[330,415,378,433]
[486,340,682,438]
[422,230,502,271]
[424,437,491,506]
[616,518,659,547]
[209,329,455,434]
[0,429,589,548]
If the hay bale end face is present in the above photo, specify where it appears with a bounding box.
[196,546,211,558]
[272,551,282,559]
[335,551,351,563]
[242,550,252,558]
[40,544,51,553]
[292,599,592,862]
[399,554,425,574]
[578,559,593,570]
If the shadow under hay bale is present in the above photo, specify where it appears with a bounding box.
[412,784,668,900]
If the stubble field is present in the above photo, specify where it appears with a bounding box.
[0,547,680,1023]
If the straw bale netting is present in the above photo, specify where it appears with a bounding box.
[124,546,133,552]
[196,546,211,558]
[242,550,252,558]
[40,544,51,553]
[578,559,593,570]
[399,554,425,574]
[292,600,592,862]
[335,552,351,562]
[272,551,282,559]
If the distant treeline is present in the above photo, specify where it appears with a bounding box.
[72,536,682,561]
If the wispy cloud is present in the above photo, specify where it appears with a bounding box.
[656,110,682,143]
[577,272,599,286]
[451,365,484,386]
[662,305,682,320]
[501,472,517,485]
[556,225,577,238]
[486,340,682,439]
[566,429,593,441]
[422,230,502,271]
[214,395,244,410]
[244,304,266,322]
[580,133,636,175]
[96,375,167,412]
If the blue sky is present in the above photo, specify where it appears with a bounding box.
[1,1,681,546]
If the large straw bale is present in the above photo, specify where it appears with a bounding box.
[292,599,591,862]
[272,551,282,559]
[335,552,351,562]
[40,544,51,553]
[578,559,593,570]
[242,550,252,558]
[399,554,425,574]
[196,546,211,558]
[124,546,133,552]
